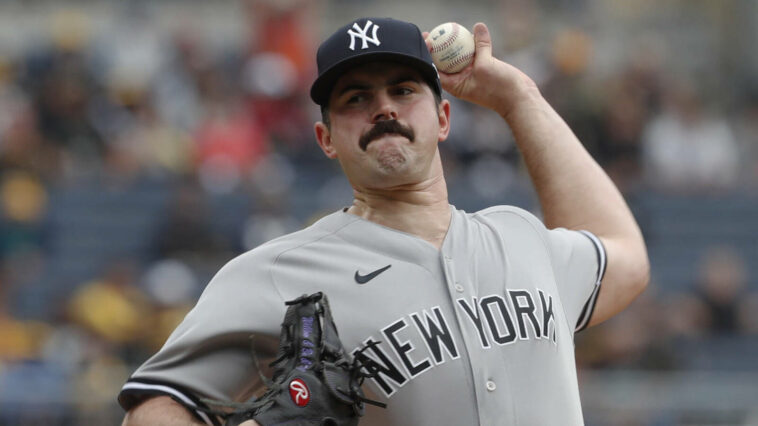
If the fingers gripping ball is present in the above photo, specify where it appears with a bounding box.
[202,292,386,426]
[426,22,475,73]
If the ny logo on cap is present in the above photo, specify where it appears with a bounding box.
[347,20,380,51]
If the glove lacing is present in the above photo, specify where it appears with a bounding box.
[199,332,387,418]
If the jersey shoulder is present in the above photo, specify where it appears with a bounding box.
[472,204,548,235]
[254,209,360,257]
[204,211,349,290]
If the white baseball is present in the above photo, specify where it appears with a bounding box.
[426,22,475,73]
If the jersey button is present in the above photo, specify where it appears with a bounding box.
[486,381,496,392]
[455,284,464,293]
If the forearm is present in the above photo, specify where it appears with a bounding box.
[122,396,206,426]
[122,396,261,426]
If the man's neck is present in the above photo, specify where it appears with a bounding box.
[346,176,451,250]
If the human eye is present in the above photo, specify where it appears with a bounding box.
[394,86,414,96]
[347,93,365,103]
[344,92,368,104]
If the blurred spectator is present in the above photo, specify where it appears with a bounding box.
[669,246,754,336]
[67,259,151,357]
[109,94,195,179]
[26,16,107,179]
[248,152,297,201]
[242,53,314,158]
[665,292,708,339]
[243,0,316,83]
[590,63,662,193]
[541,30,596,129]
[691,246,752,334]
[140,258,198,351]
[466,154,519,202]
[153,179,232,263]
[642,77,740,193]
[141,259,198,309]
[194,74,269,193]
[732,86,758,191]
[71,352,130,424]
[0,63,62,179]
[151,30,206,133]
[576,289,679,370]
[0,171,48,259]
[241,211,299,251]
[99,5,162,103]
[0,278,51,361]
[0,316,49,361]
[241,0,319,158]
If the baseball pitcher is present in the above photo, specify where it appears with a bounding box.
[119,17,649,426]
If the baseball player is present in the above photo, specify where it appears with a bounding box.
[120,17,648,425]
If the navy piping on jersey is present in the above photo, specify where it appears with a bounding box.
[574,230,607,332]
[119,378,221,425]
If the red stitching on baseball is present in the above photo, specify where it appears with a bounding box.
[442,51,474,72]
[431,24,460,54]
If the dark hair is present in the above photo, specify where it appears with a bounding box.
[320,87,442,129]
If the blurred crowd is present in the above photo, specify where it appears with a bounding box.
[0,0,757,423]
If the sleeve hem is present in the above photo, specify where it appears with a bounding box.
[118,379,221,426]
[574,230,607,332]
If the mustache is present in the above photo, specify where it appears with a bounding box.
[359,120,415,151]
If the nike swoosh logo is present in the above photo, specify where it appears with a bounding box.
[355,264,392,284]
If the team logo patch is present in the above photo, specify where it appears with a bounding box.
[347,20,380,51]
[289,378,310,407]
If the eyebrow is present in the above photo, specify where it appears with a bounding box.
[335,82,371,98]
[387,74,422,86]
[334,73,423,98]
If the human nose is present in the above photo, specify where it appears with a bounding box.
[371,92,398,122]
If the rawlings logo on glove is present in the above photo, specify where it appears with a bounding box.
[201,292,386,426]
[289,379,310,407]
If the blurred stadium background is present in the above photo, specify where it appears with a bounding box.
[0,0,757,424]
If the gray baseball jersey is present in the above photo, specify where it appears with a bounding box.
[119,205,605,425]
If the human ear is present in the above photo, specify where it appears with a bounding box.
[437,99,451,142]
[315,122,338,159]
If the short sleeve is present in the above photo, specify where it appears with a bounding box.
[544,228,606,332]
[476,205,607,333]
[117,251,285,424]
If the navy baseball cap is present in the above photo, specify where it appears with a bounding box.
[310,17,441,106]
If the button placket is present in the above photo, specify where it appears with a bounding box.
[442,253,459,295]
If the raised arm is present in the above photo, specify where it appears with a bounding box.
[437,23,649,326]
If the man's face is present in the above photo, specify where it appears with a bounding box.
[314,62,450,190]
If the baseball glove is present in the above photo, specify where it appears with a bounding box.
[203,292,386,426]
